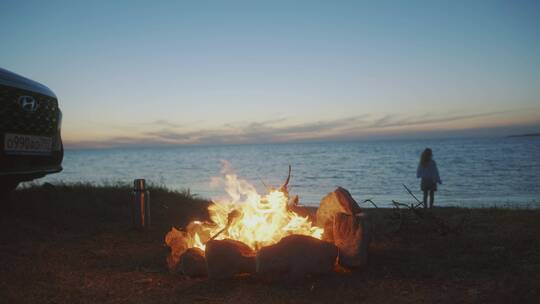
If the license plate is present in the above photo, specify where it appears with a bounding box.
[4,133,52,155]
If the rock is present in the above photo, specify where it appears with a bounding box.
[164,227,191,272]
[316,187,362,241]
[205,239,256,279]
[180,248,207,277]
[333,212,370,268]
[256,235,338,279]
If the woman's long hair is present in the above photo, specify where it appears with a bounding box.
[420,148,433,167]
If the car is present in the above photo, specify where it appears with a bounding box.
[0,67,63,196]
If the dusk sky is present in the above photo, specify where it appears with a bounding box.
[1,0,539,148]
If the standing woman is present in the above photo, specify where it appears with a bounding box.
[417,148,442,208]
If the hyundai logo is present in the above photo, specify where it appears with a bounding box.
[18,96,38,112]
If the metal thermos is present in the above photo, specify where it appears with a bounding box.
[132,179,151,230]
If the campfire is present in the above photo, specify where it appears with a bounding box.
[165,164,369,279]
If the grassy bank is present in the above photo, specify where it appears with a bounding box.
[1,184,539,303]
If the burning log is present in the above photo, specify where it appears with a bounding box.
[180,248,207,277]
[205,239,256,279]
[186,221,213,244]
[333,212,370,268]
[165,227,192,272]
[165,167,327,279]
[316,187,362,242]
[256,235,338,279]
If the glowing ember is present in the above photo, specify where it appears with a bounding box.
[177,165,323,252]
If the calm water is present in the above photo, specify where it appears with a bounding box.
[38,137,540,208]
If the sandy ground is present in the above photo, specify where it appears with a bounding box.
[1,184,539,304]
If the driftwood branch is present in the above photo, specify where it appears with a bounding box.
[402,184,425,208]
[390,200,467,235]
[361,199,379,208]
[392,200,424,219]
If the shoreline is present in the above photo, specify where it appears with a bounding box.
[24,181,540,210]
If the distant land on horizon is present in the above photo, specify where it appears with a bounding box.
[508,133,540,138]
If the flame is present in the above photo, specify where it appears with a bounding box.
[179,169,323,252]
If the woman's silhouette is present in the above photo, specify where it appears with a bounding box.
[416,148,442,208]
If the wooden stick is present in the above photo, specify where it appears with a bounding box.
[207,210,241,242]
[257,175,270,191]
[391,200,404,232]
[279,165,292,193]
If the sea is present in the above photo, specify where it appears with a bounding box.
[38,137,540,208]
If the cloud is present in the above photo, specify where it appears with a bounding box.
[63,110,540,149]
[144,119,185,129]
[365,111,506,129]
